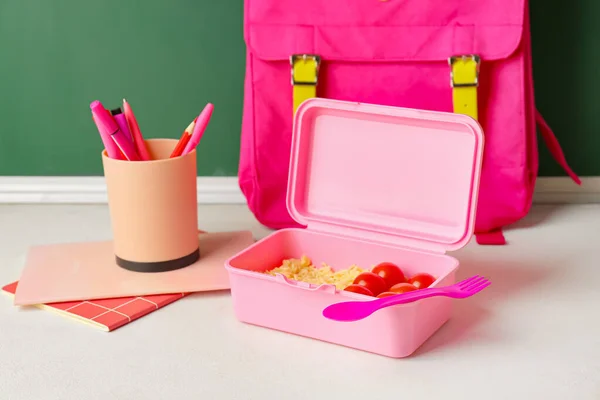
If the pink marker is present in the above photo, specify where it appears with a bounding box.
[110,107,133,143]
[182,103,214,156]
[91,101,140,161]
[90,101,124,160]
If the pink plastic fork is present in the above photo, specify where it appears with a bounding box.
[322,275,491,322]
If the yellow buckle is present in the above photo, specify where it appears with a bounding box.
[448,55,481,87]
[290,54,321,86]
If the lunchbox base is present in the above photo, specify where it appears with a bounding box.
[235,308,452,358]
[225,228,459,358]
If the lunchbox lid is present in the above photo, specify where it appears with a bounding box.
[286,98,484,253]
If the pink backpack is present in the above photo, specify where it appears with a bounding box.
[238,0,580,245]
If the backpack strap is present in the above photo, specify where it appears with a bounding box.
[290,54,321,114]
[475,229,506,245]
[535,110,581,185]
[449,55,480,120]
[448,55,507,244]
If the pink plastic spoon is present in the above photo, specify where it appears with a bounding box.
[322,275,490,322]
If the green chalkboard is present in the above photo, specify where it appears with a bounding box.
[0,0,245,176]
[0,0,597,177]
[531,0,600,176]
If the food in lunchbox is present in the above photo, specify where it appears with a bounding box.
[349,263,436,297]
[265,256,437,297]
[371,262,407,287]
[388,282,419,294]
[264,255,365,290]
[376,291,398,298]
[408,273,436,289]
[344,284,375,296]
[350,272,388,296]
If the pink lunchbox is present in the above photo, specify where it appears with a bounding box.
[225,98,484,358]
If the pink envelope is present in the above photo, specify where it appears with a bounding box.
[14,231,254,306]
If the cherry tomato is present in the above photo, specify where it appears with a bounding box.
[389,282,418,294]
[371,262,406,288]
[352,272,388,296]
[408,273,436,289]
[344,284,374,296]
[376,291,398,298]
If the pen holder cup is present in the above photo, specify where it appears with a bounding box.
[102,138,199,273]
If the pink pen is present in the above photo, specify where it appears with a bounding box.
[182,103,214,156]
[91,101,140,161]
[90,101,124,160]
[110,107,134,143]
[122,99,151,161]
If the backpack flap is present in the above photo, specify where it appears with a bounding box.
[245,0,524,63]
[244,0,527,140]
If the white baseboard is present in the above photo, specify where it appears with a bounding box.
[0,176,596,205]
[0,176,245,204]
[532,177,600,204]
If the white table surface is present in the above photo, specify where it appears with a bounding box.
[1,203,599,400]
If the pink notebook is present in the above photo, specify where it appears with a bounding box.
[14,230,254,306]
[3,282,186,332]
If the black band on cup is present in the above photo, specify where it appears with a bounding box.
[116,247,200,273]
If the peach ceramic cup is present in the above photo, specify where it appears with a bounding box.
[102,139,199,272]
